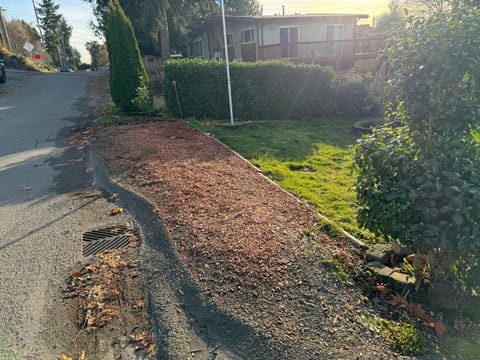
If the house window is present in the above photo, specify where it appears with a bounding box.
[325,24,344,55]
[226,33,234,46]
[280,26,299,44]
[280,26,299,58]
[192,40,203,58]
[241,28,255,44]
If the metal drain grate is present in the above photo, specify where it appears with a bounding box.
[82,224,138,257]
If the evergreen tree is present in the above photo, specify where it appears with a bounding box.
[59,17,79,66]
[85,40,108,70]
[105,0,152,113]
[83,0,260,56]
[36,0,62,65]
[223,0,261,15]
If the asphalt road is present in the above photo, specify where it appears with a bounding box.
[0,71,130,359]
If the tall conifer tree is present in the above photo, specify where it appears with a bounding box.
[36,0,62,64]
[105,0,152,113]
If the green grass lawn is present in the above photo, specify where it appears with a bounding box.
[188,117,480,357]
[189,117,374,241]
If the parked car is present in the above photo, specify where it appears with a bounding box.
[59,66,74,72]
[0,60,6,83]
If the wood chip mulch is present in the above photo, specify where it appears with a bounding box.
[94,120,401,359]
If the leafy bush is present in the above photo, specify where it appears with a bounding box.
[334,74,378,115]
[131,75,153,113]
[105,0,152,113]
[0,50,35,71]
[164,59,336,120]
[389,322,425,355]
[355,6,480,299]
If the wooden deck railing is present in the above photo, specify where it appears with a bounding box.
[258,36,385,63]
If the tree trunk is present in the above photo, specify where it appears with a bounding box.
[160,5,170,61]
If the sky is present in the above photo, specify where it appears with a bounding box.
[0,0,390,64]
[261,0,389,19]
[0,0,97,63]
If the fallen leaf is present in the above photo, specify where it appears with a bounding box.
[376,284,388,294]
[69,157,85,163]
[406,303,435,328]
[111,207,124,215]
[435,319,448,336]
[389,293,448,336]
[387,293,407,307]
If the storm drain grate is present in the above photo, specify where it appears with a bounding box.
[82,224,139,257]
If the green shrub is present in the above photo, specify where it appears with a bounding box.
[105,0,152,113]
[334,74,377,116]
[389,322,425,355]
[355,7,480,299]
[164,59,336,120]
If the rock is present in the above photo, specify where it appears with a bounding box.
[366,244,391,265]
[390,239,412,256]
[367,261,394,279]
[368,261,417,291]
[390,271,415,289]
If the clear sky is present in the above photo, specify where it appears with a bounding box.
[0,0,390,64]
[261,0,389,19]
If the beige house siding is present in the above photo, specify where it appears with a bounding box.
[193,14,378,68]
[207,21,257,61]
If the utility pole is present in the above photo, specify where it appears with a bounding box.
[31,0,45,45]
[60,37,67,65]
[0,7,11,50]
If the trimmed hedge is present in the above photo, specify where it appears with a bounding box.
[164,59,337,120]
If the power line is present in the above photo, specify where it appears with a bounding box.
[31,0,44,45]
[0,6,11,50]
[58,0,91,11]
[71,29,96,35]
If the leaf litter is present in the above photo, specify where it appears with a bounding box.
[93,121,420,358]
[62,241,155,358]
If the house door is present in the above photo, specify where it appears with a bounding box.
[325,24,343,56]
[280,26,299,58]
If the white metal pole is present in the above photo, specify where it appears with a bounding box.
[220,0,234,125]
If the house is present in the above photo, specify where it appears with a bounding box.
[192,14,383,70]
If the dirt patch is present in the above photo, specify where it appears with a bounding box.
[93,119,411,359]
[77,71,433,359]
